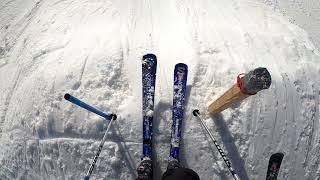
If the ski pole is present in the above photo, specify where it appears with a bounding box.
[84,114,117,180]
[64,93,114,120]
[192,109,240,180]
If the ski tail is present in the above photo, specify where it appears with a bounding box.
[137,157,153,180]
[266,152,284,180]
[168,63,188,166]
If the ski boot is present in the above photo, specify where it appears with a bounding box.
[137,157,153,180]
[167,159,180,170]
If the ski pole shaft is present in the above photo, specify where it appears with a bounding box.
[64,93,113,120]
[84,115,117,180]
[192,110,240,180]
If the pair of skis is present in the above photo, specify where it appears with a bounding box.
[137,54,188,180]
[65,54,283,180]
[136,54,284,180]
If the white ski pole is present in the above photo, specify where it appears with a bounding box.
[193,109,240,180]
[84,114,117,180]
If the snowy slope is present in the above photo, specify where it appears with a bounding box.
[0,0,319,180]
[261,0,320,51]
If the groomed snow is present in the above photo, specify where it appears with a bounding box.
[0,0,319,179]
[261,0,320,50]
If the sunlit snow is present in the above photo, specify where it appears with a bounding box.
[0,0,319,180]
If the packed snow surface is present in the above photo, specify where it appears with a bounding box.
[261,0,320,50]
[0,0,320,180]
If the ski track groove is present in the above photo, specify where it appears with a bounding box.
[13,0,44,64]
[10,42,68,94]
[312,84,320,144]
[38,136,141,145]
[52,0,68,6]
[297,77,318,168]
[0,70,21,136]
[309,89,320,178]
[282,72,299,177]
[0,0,43,69]
[250,93,260,174]
[295,79,315,171]
[261,36,291,156]
[32,42,69,61]
[0,0,15,10]
[302,90,316,168]
[246,95,255,160]
[78,54,89,83]
[315,88,320,141]
[271,86,279,148]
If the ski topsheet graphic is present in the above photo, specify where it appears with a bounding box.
[266,152,284,180]
[137,54,157,180]
[168,63,188,167]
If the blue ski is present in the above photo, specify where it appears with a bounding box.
[137,54,157,180]
[168,63,188,169]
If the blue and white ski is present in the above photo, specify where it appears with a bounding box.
[137,54,157,180]
[168,63,188,169]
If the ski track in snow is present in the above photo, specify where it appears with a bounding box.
[0,0,320,180]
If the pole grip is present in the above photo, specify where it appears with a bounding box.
[64,93,114,120]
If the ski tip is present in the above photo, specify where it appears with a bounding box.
[64,93,71,100]
[175,63,188,69]
[143,53,157,60]
[192,109,200,116]
[110,113,117,120]
[270,152,284,160]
